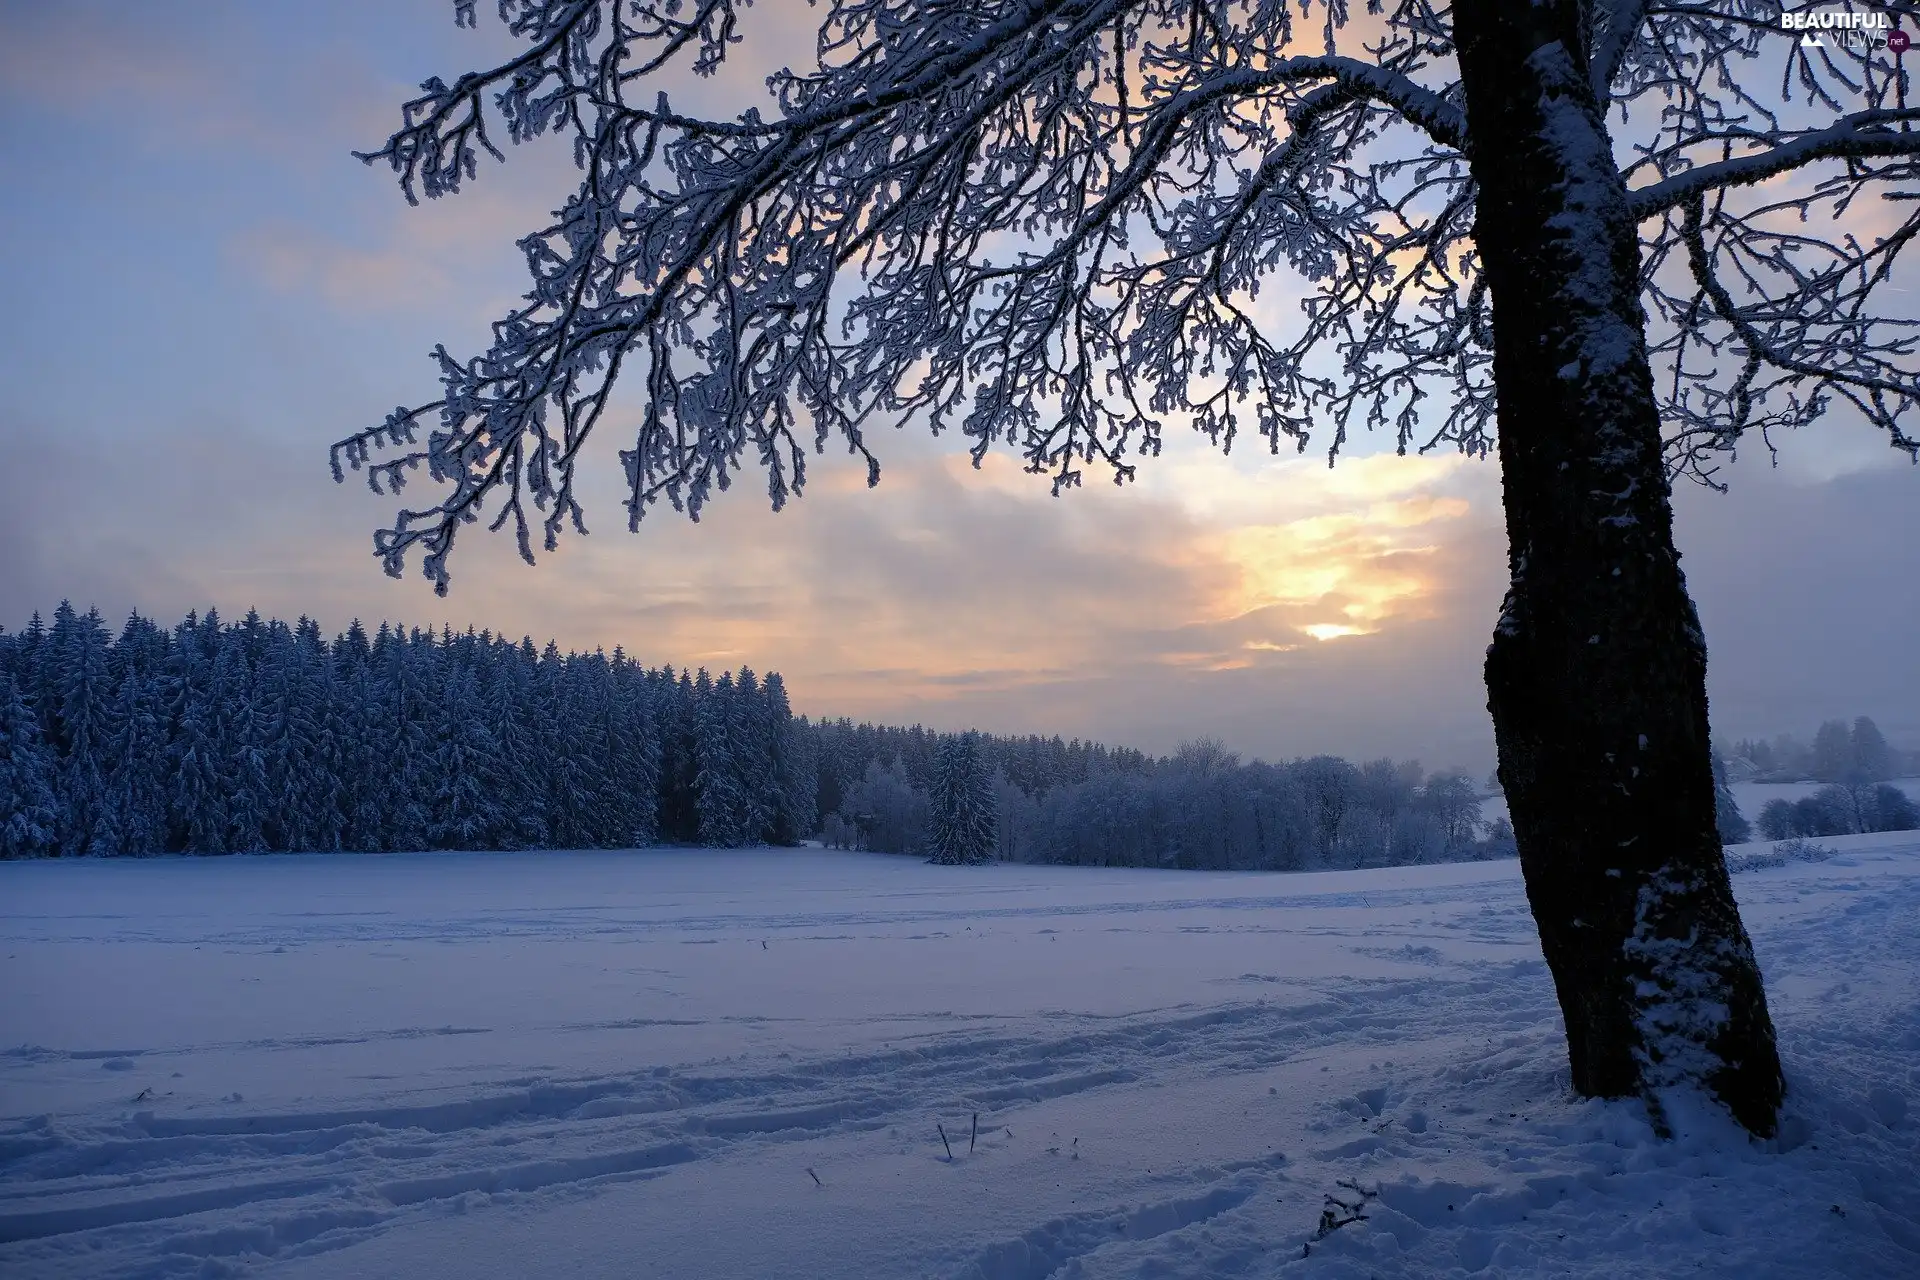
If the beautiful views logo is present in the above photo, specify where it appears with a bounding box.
[1780,7,1907,50]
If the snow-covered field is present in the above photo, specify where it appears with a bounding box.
[3,838,1918,1278]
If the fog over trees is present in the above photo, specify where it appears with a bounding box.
[1724,716,1919,785]
[1720,715,1920,842]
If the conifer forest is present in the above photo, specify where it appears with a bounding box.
[2,603,1509,870]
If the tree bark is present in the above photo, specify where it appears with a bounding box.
[1453,0,1783,1135]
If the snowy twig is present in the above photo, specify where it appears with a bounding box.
[1312,1177,1379,1239]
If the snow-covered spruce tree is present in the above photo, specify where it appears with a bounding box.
[102,621,169,855]
[214,640,270,854]
[656,667,702,841]
[557,649,616,844]
[337,652,387,852]
[694,669,750,846]
[483,640,552,848]
[729,667,776,841]
[293,618,349,852]
[0,670,59,858]
[929,731,998,864]
[535,640,590,848]
[607,650,664,846]
[764,673,817,844]
[49,604,116,855]
[169,661,228,855]
[431,663,503,848]
[1711,749,1750,846]
[256,625,305,852]
[338,1,1920,1132]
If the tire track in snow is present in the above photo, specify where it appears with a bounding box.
[0,966,1554,1277]
[952,1182,1262,1280]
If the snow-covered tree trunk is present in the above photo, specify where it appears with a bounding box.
[1455,0,1781,1134]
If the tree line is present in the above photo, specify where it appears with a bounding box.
[14,602,1907,868]
[821,738,1504,873]
[1719,716,1920,842]
[0,603,813,858]
[1722,716,1916,785]
[3,602,1505,870]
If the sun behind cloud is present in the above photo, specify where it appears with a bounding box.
[1176,456,1473,646]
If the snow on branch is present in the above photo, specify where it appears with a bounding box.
[1628,108,1920,220]
[335,0,1917,590]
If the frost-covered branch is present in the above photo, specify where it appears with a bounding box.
[1588,0,1648,100]
[1629,108,1920,218]
[336,0,1917,591]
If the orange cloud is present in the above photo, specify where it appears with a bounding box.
[398,434,1501,733]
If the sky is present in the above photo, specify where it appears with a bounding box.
[1,0,1916,774]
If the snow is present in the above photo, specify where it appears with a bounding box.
[3,838,1918,1278]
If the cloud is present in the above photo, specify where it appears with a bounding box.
[397,435,1513,767]
[0,1,399,151]
[232,178,559,315]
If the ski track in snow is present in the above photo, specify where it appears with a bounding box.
[1,838,1917,1278]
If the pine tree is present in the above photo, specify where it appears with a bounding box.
[14,613,49,743]
[539,643,594,849]
[606,653,661,847]
[764,673,813,844]
[695,670,749,846]
[1711,750,1750,847]
[337,659,385,851]
[730,667,774,843]
[657,668,701,842]
[567,652,619,846]
[171,664,228,854]
[256,629,301,851]
[379,630,433,851]
[50,604,116,854]
[216,641,269,853]
[336,618,371,668]
[485,641,548,848]
[116,613,175,847]
[928,731,996,865]
[0,671,59,857]
[102,647,166,854]
[1850,717,1893,784]
[1810,720,1854,784]
[431,664,502,849]
[292,618,346,852]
